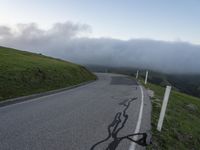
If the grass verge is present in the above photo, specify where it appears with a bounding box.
[141,81,200,149]
[0,46,96,101]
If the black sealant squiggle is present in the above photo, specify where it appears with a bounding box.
[90,97,147,150]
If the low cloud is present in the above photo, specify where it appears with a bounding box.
[0,22,200,74]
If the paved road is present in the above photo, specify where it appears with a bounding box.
[0,73,151,150]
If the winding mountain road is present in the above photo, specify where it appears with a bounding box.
[0,73,151,150]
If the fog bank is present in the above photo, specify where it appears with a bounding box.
[0,22,200,74]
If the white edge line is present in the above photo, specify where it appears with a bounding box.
[129,85,144,150]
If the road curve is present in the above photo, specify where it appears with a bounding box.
[0,73,151,150]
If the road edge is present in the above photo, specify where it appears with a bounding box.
[0,79,96,107]
[128,77,152,150]
[129,85,145,150]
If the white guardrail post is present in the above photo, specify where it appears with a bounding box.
[157,86,172,131]
[144,70,148,84]
[136,70,139,79]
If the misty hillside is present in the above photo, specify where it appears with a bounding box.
[0,46,96,101]
[144,72,200,98]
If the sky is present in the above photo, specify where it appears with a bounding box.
[0,0,200,44]
[0,0,200,74]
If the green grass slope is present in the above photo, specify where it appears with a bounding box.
[142,81,200,149]
[0,46,96,101]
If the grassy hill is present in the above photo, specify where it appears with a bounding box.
[0,46,96,101]
[141,81,200,149]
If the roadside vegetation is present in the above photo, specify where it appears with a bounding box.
[141,81,200,149]
[0,46,96,101]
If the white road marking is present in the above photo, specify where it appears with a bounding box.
[129,85,144,150]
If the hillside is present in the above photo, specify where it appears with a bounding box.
[142,81,200,149]
[138,71,200,98]
[0,46,96,101]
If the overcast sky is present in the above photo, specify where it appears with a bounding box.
[1,0,200,44]
[0,0,200,73]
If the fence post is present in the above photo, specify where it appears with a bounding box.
[144,70,148,84]
[136,70,139,79]
[157,86,172,131]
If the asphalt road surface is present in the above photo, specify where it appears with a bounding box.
[0,73,151,150]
